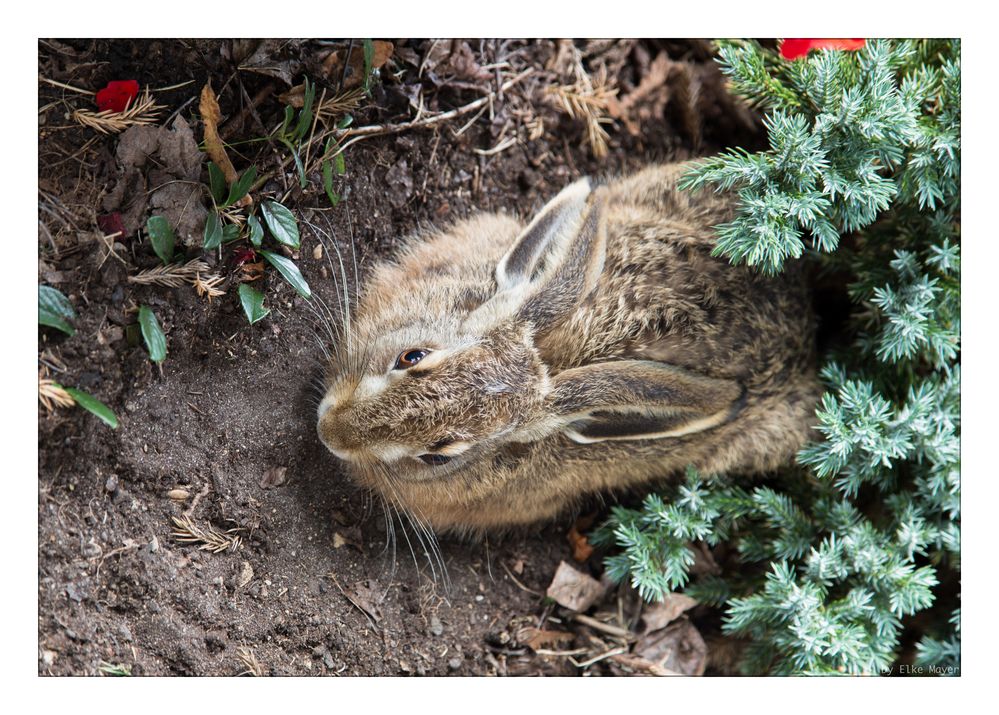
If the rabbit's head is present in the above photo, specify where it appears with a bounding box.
[317,175,746,514]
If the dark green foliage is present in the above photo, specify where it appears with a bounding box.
[238,283,270,325]
[260,200,301,249]
[598,39,960,675]
[259,250,311,299]
[38,285,76,336]
[138,305,167,363]
[64,387,118,429]
[145,215,176,265]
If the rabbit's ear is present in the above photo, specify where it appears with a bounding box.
[496,178,592,289]
[466,179,607,335]
[547,360,745,443]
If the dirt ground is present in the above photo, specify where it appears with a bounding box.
[37,39,765,676]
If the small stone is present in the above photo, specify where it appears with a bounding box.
[117,624,133,642]
[448,657,463,671]
[167,489,190,502]
[429,616,444,636]
[104,474,119,493]
[41,650,57,667]
[148,536,159,553]
[81,542,101,559]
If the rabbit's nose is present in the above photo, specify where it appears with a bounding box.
[318,403,361,457]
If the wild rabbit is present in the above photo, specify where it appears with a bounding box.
[317,164,819,532]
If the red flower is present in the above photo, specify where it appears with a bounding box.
[97,212,127,238]
[780,39,866,61]
[231,247,257,266]
[95,80,140,113]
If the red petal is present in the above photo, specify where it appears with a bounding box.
[231,247,257,266]
[97,212,127,238]
[95,80,141,113]
[780,39,866,61]
[780,39,814,60]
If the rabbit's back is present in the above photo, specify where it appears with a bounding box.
[541,165,814,389]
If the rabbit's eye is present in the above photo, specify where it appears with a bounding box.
[394,349,429,370]
[419,454,452,466]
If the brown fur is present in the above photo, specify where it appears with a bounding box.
[317,164,820,533]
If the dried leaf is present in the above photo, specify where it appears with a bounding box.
[519,627,574,651]
[567,514,596,562]
[199,83,238,185]
[641,593,699,632]
[320,41,394,90]
[240,260,266,282]
[546,561,606,612]
[236,39,305,86]
[236,561,254,589]
[633,619,707,676]
[259,466,287,488]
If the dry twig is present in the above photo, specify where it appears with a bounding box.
[72,91,163,134]
[170,515,242,553]
[128,259,226,299]
[236,647,265,676]
[39,372,74,412]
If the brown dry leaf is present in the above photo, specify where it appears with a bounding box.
[103,117,208,244]
[259,466,287,489]
[641,593,699,632]
[236,561,254,589]
[567,513,596,562]
[633,619,707,676]
[608,653,680,677]
[320,41,394,91]
[338,578,384,624]
[519,627,574,651]
[546,561,606,612]
[199,83,237,185]
[240,261,265,282]
[332,526,364,552]
[235,39,306,86]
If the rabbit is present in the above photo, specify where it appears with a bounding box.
[316,164,819,533]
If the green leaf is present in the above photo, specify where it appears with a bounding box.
[146,215,176,265]
[338,114,354,129]
[260,200,300,249]
[280,105,295,137]
[247,213,264,247]
[259,250,311,299]
[363,39,375,92]
[203,212,223,250]
[222,223,242,243]
[39,285,76,336]
[138,305,167,363]
[291,78,316,144]
[322,160,341,207]
[322,136,345,208]
[238,283,271,325]
[222,166,257,208]
[207,162,226,205]
[64,387,118,429]
[291,147,307,189]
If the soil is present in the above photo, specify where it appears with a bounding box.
[38,39,764,676]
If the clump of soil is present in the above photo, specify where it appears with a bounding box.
[38,39,761,676]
